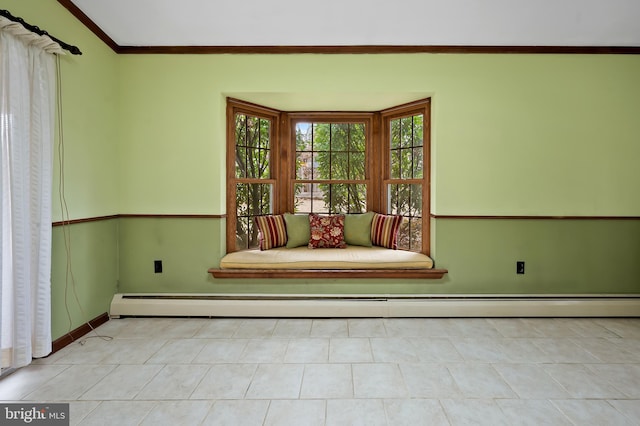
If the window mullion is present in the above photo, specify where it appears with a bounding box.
[411,115,415,179]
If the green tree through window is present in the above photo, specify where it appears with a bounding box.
[388,114,424,251]
[295,122,367,214]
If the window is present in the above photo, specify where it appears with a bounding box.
[226,98,431,254]
[226,101,280,250]
[292,115,373,214]
[382,103,430,253]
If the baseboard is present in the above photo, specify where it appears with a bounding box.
[110,294,640,318]
[51,312,110,353]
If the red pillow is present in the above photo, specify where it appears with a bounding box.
[308,213,347,249]
[371,213,403,249]
[255,215,287,250]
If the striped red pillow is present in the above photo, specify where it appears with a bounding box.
[370,213,403,249]
[255,215,287,250]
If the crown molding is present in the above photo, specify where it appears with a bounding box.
[58,0,640,55]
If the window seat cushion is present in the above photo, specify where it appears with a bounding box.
[220,245,434,270]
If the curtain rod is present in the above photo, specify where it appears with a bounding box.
[0,9,81,55]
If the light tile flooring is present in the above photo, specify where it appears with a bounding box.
[1,317,639,425]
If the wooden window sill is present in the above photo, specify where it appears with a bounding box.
[208,268,448,279]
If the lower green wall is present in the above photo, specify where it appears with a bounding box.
[116,217,640,296]
[51,220,119,340]
[50,215,639,338]
[433,219,640,294]
[118,217,224,293]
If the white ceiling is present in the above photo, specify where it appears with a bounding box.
[69,0,640,47]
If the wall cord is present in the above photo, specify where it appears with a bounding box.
[55,55,112,346]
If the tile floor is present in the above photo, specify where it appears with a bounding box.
[1,317,639,425]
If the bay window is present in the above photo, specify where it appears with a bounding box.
[226,98,431,255]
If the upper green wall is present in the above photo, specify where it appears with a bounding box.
[2,0,120,221]
[117,54,640,217]
[7,1,636,220]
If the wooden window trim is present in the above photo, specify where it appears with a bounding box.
[226,98,431,255]
[226,99,281,253]
[381,99,431,255]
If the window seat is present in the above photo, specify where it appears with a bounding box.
[208,246,448,279]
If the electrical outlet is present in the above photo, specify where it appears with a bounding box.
[516,261,525,274]
[154,260,163,273]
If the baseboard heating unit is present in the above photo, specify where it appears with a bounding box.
[109,293,640,318]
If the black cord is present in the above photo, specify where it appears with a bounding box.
[0,9,81,55]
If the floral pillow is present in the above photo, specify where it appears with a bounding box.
[308,213,347,249]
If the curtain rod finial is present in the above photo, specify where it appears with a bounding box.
[1,8,82,55]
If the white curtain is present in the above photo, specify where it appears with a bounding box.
[0,16,58,369]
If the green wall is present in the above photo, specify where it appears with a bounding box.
[3,0,121,220]
[433,219,640,294]
[116,217,640,295]
[118,217,224,293]
[3,1,640,340]
[51,220,119,339]
[115,54,640,295]
[116,54,640,216]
